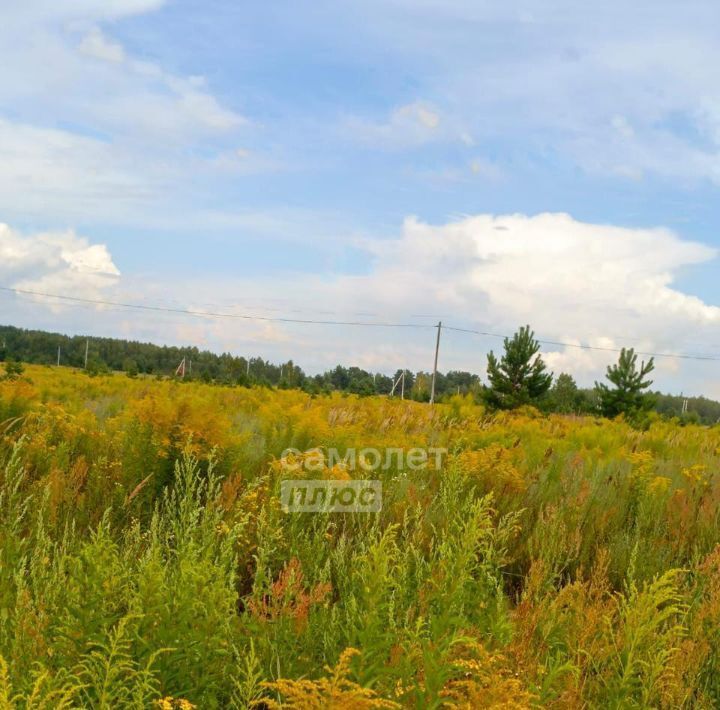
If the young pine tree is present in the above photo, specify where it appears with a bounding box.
[549,372,581,414]
[2,359,24,381]
[595,348,654,418]
[485,325,552,409]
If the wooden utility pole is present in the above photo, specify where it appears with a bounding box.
[84,339,89,369]
[57,345,61,367]
[429,321,442,405]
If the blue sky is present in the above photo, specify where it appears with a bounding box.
[2,1,720,394]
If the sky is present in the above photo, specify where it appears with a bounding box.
[2,0,720,395]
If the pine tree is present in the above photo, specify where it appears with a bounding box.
[550,372,581,413]
[595,348,654,418]
[2,359,24,381]
[485,325,552,409]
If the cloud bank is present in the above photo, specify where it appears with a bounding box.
[349,213,720,378]
[5,214,716,393]
[0,223,120,298]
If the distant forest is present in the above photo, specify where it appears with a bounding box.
[1,323,718,423]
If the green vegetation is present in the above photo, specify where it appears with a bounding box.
[2,323,719,423]
[595,347,655,419]
[1,360,24,382]
[486,325,553,409]
[0,366,719,706]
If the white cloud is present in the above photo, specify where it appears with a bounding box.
[342,213,720,389]
[183,212,717,390]
[0,223,120,299]
[359,213,719,331]
[70,29,247,139]
[0,0,249,226]
[161,77,245,132]
[414,105,440,129]
[4,212,719,395]
[332,2,720,182]
[0,118,162,221]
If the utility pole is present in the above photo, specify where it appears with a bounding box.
[57,345,61,367]
[175,357,186,378]
[84,339,89,369]
[429,321,442,405]
[246,358,250,377]
[390,370,405,398]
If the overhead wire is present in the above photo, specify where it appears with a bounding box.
[442,325,720,362]
[0,286,435,329]
[3,285,720,362]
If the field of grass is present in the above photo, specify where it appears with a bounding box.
[1,365,720,708]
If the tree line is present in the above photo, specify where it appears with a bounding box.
[0,324,480,398]
[1,323,718,423]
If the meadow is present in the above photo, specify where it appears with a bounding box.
[1,364,719,708]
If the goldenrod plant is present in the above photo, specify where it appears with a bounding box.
[1,365,720,706]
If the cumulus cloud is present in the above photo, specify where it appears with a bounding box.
[184,212,716,387]
[356,213,720,345]
[0,223,120,298]
[105,213,720,389]
[331,213,720,389]
[4,213,719,395]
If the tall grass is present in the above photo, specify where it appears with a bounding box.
[0,365,719,706]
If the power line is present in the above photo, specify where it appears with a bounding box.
[443,325,720,362]
[3,284,720,363]
[0,286,434,329]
